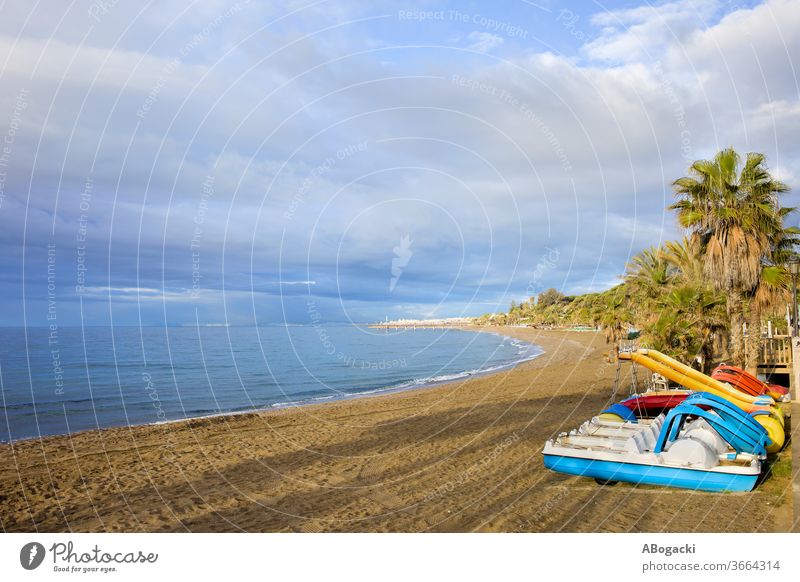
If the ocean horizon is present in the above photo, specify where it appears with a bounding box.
[0,325,542,443]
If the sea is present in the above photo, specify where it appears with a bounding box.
[0,325,542,442]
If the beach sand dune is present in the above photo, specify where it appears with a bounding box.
[0,329,791,532]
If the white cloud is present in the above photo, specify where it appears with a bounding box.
[2,0,799,323]
[81,286,213,302]
[466,31,504,53]
[663,0,800,107]
[584,0,721,63]
[273,280,317,286]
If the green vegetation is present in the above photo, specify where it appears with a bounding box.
[478,149,798,373]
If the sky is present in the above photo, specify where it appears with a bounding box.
[0,0,797,326]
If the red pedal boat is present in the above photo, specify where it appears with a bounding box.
[711,365,790,402]
[618,391,691,417]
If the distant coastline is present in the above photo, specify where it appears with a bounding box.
[369,317,474,328]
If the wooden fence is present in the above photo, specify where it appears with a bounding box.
[759,335,792,373]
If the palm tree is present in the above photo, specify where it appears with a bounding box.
[663,236,705,284]
[598,285,632,360]
[670,148,792,371]
[625,246,672,296]
[744,224,800,368]
[622,238,727,370]
[644,284,727,372]
[623,245,671,336]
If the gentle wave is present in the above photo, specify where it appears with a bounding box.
[0,326,542,441]
[271,336,543,409]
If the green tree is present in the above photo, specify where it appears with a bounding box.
[537,288,566,307]
[643,284,727,372]
[669,148,793,372]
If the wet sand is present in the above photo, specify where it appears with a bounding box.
[0,327,792,532]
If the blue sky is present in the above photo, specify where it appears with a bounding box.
[0,0,797,325]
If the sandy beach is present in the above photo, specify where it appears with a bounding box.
[0,328,792,532]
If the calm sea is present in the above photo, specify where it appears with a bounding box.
[0,325,541,442]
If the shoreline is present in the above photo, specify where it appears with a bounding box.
[0,327,791,533]
[0,326,543,446]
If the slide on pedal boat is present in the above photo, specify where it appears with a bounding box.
[619,349,776,407]
[711,365,790,402]
[617,349,784,453]
[543,392,768,492]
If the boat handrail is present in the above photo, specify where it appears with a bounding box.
[654,396,769,456]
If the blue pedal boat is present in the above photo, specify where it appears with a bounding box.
[543,392,770,492]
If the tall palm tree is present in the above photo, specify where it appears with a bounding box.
[670,148,792,371]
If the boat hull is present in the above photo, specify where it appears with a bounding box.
[620,392,690,416]
[712,365,790,402]
[543,454,758,492]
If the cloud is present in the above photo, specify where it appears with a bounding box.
[584,0,721,63]
[80,286,213,302]
[271,280,317,286]
[1,0,798,325]
[466,31,505,53]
